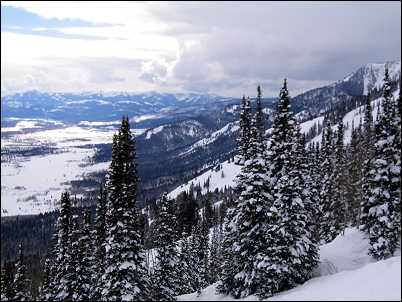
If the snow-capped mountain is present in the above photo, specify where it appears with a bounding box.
[1,90,239,128]
[291,60,401,116]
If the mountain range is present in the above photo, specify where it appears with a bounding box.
[1,60,401,202]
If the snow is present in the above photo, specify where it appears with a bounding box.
[0,125,126,216]
[309,88,400,147]
[177,227,401,301]
[145,125,164,139]
[167,160,242,199]
[180,122,240,156]
[362,61,401,95]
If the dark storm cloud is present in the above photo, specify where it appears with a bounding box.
[147,1,401,96]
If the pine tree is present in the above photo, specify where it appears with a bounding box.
[216,204,242,297]
[346,121,364,226]
[188,218,210,296]
[92,183,107,300]
[1,265,13,301]
[360,93,375,231]
[151,192,180,301]
[235,96,252,165]
[218,85,270,298]
[68,214,81,301]
[39,226,59,301]
[389,86,401,246]
[256,115,318,299]
[331,120,347,236]
[366,68,400,259]
[53,191,73,301]
[72,209,94,300]
[102,116,150,301]
[208,224,223,284]
[319,121,336,243]
[12,241,31,301]
[39,258,52,301]
[176,232,196,295]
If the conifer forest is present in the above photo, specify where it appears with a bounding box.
[1,66,400,301]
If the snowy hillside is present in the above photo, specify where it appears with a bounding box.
[167,115,327,199]
[309,88,400,146]
[168,87,399,200]
[177,228,401,301]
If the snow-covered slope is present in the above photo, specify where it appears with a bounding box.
[167,115,328,199]
[167,160,242,199]
[309,88,400,146]
[177,228,401,301]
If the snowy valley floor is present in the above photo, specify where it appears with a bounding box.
[178,228,401,301]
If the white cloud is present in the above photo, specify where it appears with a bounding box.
[1,1,401,97]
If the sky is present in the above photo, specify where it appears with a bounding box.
[1,1,401,98]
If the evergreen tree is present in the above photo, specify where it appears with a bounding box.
[216,202,242,297]
[102,116,150,301]
[73,209,94,300]
[151,192,180,301]
[255,85,265,143]
[235,96,252,165]
[346,122,364,226]
[319,121,336,243]
[12,241,30,301]
[191,219,210,296]
[389,86,401,246]
[360,93,375,231]
[208,224,223,284]
[331,120,347,235]
[39,258,52,301]
[218,85,270,298]
[1,265,13,301]
[40,226,59,301]
[257,114,318,298]
[68,214,82,301]
[366,69,400,259]
[53,191,73,301]
[92,183,108,300]
[176,232,196,295]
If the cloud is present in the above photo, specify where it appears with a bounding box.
[1,1,401,97]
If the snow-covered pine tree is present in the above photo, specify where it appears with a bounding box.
[306,141,322,241]
[217,95,256,298]
[331,121,348,236]
[319,120,336,243]
[366,68,400,260]
[208,224,223,284]
[1,265,11,301]
[346,121,364,226]
[191,217,210,296]
[39,258,52,301]
[72,209,94,300]
[102,115,150,301]
[176,232,196,295]
[360,93,375,232]
[12,241,31,301]
[215,202,242,297]
[151,192,180,301]
[235,96,252,165]
[255,85,265,144]
[68,214,81,301]
[39,225,59,301]
[53,191,74,301]
[389,86,401,246]
[92,182,107,300]
[256,103,318,298]
[218,85,270,298]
